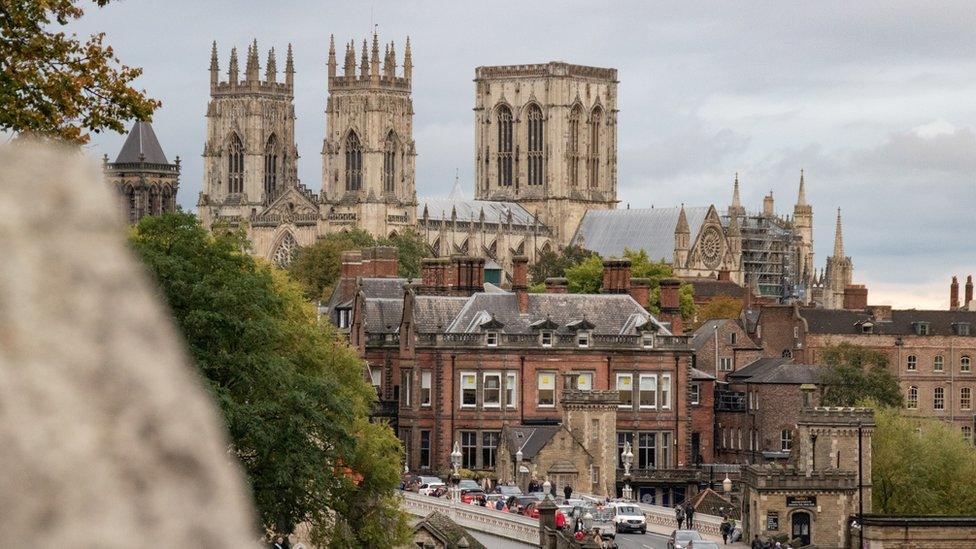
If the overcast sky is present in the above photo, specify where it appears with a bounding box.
[77,1,975,309]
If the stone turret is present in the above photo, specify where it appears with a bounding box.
[674,204,690,267]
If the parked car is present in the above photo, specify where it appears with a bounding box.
[457,479,481,491]
[416,476,446,496]
[460,489,487,504]
[492,484,523,498]
[610,502,646,534]
[668,529,704,549]
[687,541,720,549]
[521,502,540,519]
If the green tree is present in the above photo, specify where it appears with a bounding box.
[691,295,743,330]
[529,244,594,283]
[0,0,160,143]
[564,254,605,294]
[130,214,408,547]
[819,343,903,408]
[872,405,976,514]
[377,228,429,279]
[287,229,376,301]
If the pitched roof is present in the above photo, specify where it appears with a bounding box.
[417,511,486,549]
[571,206,711,260]
[444,292,669,335]
[323,277,407,313]
[691,367,716,381]
[419,196,540,227]
[413,295,470,333]
[729,357,822,385]
[114,121,170,164]
[689,319,757,351]
[503,425,561,459]
[364,298,403,333]
[801,308,976,336]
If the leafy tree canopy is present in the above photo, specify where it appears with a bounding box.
[872,405,976,515]
[819,343,903,408]
[690,295,743,330]
[130,213,408,547]
[529,244,594,283]
[0,0,160,142]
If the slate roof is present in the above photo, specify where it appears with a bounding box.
[413,296,470,333]
[729,357,822,385]
[503,425,561,459]
[571,206,711,260]
[444,292,670,335]
[691,367,716,381]
[690,319,727,351]
[114,121,170,164]
[323,277,406,313]
[419,195,540,227]
[417,511,487,549]
[801,308,976,336]
[364,298,403,333]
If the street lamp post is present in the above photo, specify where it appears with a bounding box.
[543,477,552,500]
[621,441,634,501]
[450,440,463,503]
[514,448,523,487]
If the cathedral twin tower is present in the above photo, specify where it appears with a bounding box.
[198,34,419,263]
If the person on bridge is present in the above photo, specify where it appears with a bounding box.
[555,509,567,530]
[564,484,573,501]
[685,501,696,529]
[720,516,731,544]
[675,504,685,529]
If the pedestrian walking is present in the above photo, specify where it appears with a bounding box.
[720,516,731,544]
[685,501,695,529]
[751,535,764,549]
[564,484,573,501]
[675,504,685,529]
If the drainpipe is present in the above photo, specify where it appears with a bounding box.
[519,355,525,425]
[450,353,456,472]
[714,324,720,378]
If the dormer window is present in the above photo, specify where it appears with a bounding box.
[860,321,874,334]
[577,332,590,348]
[337,308,351,329]
[486,332,498,347]
[914,322,931,336]
[953,323,971,336]
[541,331,554,347]
[642,333,655,348]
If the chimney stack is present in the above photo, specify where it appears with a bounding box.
[340,250,363,278]
[512,256,529,313]
[843,284,868,311]
[451,256,485,296]
[967,275,974,308]
[763,191,774,216]
[545,277,569,294]
[630,278,651,308]
[601,259,632,294]
[659,278,683,335]
[718,269,731,282]
[951,276,960,310]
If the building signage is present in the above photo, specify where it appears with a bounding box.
[786,495,817,508]
[766,511,779,531]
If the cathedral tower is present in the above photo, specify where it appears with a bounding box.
[822,208,853,309]
[793,170,814,302]
[104,121,180,224]
[199,41,313,265]
[321,33,417,238]
[474,62,618,246]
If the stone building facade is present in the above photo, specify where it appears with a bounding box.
[474,62,619,246]
[104,121,180,224]
[742,407,874,549]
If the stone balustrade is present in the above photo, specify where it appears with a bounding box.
[635,500,724,537]
[400,491,539,543]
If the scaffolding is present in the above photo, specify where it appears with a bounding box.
[726,212,803,302]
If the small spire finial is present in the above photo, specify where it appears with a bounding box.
[833,207,845,258]
[796,169,808,206]
[228,46,239,85]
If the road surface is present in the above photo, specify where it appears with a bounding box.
[615,531,672,549]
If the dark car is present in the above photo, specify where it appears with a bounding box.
[668,529,704,549]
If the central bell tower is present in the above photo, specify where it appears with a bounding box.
[321,33,417,238]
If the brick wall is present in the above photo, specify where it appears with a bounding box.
[694,320,763,380]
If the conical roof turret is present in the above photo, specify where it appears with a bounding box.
[833,208,845,258]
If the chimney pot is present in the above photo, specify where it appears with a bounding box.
[601,259,632,294]
[966,275,974,307]
[629,278,651,308]
[843,284,868,311]
[659,278,683,335]
[512,256,529,313]
[545,277,569,294]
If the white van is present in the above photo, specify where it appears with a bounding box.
[610,502,647,534]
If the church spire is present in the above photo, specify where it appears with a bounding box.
[344,40,355,77]
[370,32,380,81]
[327,34,336,79]
[210,41,219,90]
[246,39,260,83]
[228,47,239,86]
[676,203,690,236]
[728,172,744,217]
[265,47,277,84]
[284,43,294,87]
[797,169,807,206]
[359,39,369,79]
[403,36,413,81]
[833,208,845,258]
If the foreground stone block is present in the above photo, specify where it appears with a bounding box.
[0,143,259,548]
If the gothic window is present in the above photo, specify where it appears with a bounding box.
[272,232,298,268]
[264,134,279,199]
[228,133,244,194]
[588,106,602,188]
[496,105,513,187]
[568,105,582,187]
[161,188,172,213]
[148,187,159,216]
[383,131,397,193]
[125,186,136,224]
[526,104,544,186]
[345,131,363,191]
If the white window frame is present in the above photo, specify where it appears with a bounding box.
[907,386,918,409]
[690,383,700,405]
[337,308,351,328]
[638,374,657,409]
[962,356,972,373]
[576,372,594,391]
[616,373,633,408]
[719,357,733,371]
[781,429,793,452]
[460,372,477,408]
[370,367,382,391]
[486,332,498,347]
[537,371,556,408]
[934,355,944,372]
[934,387,945,411]
[421,370,432,407]
[505,372,517,409]
[907,355,917,371]
[961,387,972,411]
[661,374,672,410]
[577,331,591,348]
[642,333,655,348]
[483,372,501,408]
[963,426,973,444]
[540,331,553,348]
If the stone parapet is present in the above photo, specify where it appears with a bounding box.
[743,465,857,491]
[798,407,875,427]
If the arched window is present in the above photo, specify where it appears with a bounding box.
[962,355,972,372]
[933,355,943,372]
[384,130,397,193]
[264,134,279,199]
[272,232,298,267]
[345,131,362,191]
[907,386,918,409]
[934,386,945,410]
[126,186,136,224]
[148,186,159,216]
[587,106,602,188]
[162,188,171,213]
[496,105,513,187]
[526,104,544,186]
[567,105,582,187]
[228,134,244,194]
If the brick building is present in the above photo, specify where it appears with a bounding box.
[752,286,976,440]
[342,254,702,504]
[690,318,762,380]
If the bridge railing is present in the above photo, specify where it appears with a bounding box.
[400,491,539,544]
[574,492,725,537]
